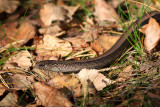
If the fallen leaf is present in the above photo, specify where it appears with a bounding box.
[16,22,36,43]
[153,0,160,7]
[40,3,79,26]
[2,61,26,74]
[11,74,34,90]
[40,3,68,26]
[63,5,80,21]
[0,93,17,106]
[39,24,62,35]
[0,0,20,13]
[49,75,79,88]
[57,0,66,5]
[80,26,99,42]
[36,35,72,58]
[13,51,32,69]
[91,39,103,54]
[34,82,72,107]
[138,24,147,33]
[64,37,89,51]
[3,51,32,71]
[143,17,160,52]
[77,69,115,91]
[48,75,83,97]
[111,0,124,8]
[98,35,120,51]
[0,22,36,47]
[0,84,6,96]
[95,0,119,22]
[92,35,120,53]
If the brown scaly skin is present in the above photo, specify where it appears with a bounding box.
[36,11,160,72]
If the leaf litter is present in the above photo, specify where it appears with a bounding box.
[139,17,160,53]
[0,0,160,106]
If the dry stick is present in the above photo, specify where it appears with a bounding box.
[66,54,96,60]
[54,31,66,37]
[0,75,9,88]
[102,30,123,35]
[66,48,93,60]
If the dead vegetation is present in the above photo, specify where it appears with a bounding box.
[0,0,160,106]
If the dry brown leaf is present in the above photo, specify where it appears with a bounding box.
[36,35,72,58]
[153,0,160,7]
[138,24,147,33]
[40,3,79,26]
[80,17,99,42]
[80,27,99,42]
[3,51,32,71]
[34,82,72,107]
[0,0,20,13]
[39,24,62,35]
[143,17,160,52]
[16,22,36,43]
[0,93,17,106]
[40,3,68,26]
[2,62,26,74]
[36,55,58,63]
[92,35,120,53]
[91,39,103,54]
[11,74,34,90]
[11,51,32,69]
[48,75,83,97]
[49,75,79,89]
[0,22,36,47]
[0,84,6,96]
[57,0,66,5]
[98,35,120,51]
[77,69,115,91]
[95,0,119,22]
[111,0,124,8]
[64,37,89,51]
[63,5,80,21]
